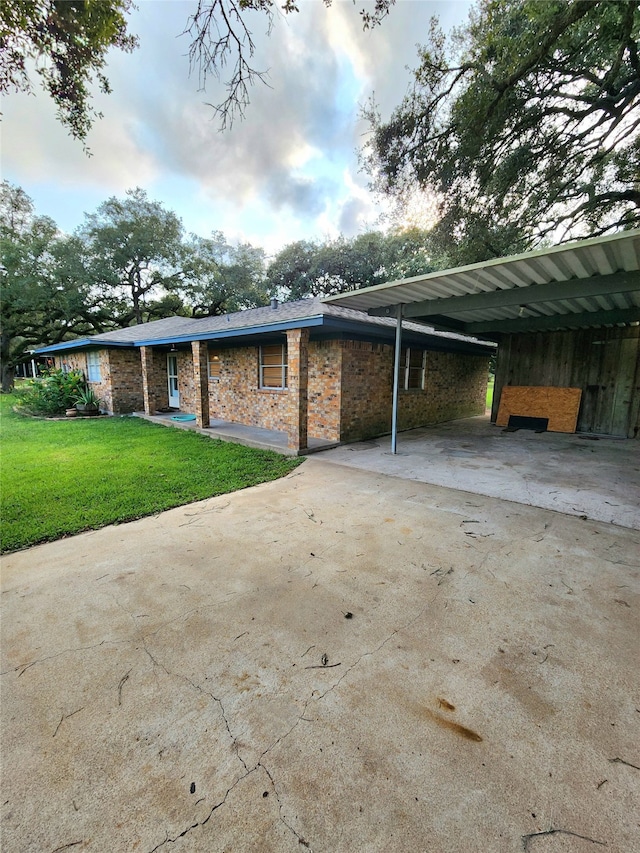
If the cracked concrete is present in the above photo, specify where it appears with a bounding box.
[1,459,639,852]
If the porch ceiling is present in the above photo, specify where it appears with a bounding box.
[323,230,640,339]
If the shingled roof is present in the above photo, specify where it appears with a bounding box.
[36,298,495,355]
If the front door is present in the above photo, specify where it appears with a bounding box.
[167,354,180,408]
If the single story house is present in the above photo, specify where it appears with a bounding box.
[36,298,494,453]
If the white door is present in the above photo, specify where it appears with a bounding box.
[167,354,180,407]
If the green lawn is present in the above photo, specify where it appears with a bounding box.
[0,396,301,553]
[486,376,495,410]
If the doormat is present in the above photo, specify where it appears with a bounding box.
[504,415,549,433]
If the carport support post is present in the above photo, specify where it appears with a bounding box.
[391,304,403,454]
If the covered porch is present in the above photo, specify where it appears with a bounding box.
[134,410,339,456]
[138,327,314,454]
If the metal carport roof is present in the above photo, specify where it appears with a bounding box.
[323,230,640,452]
[323,230,640,338]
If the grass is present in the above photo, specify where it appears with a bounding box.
[486,376,495,410]
[0,395,301,553]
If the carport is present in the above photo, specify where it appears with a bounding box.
[324,230,640,447]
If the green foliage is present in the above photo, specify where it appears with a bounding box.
[182,232,270,316]
[364,0,640,263]
[74,384,102,407]
[0,181,103,391]
[266,227,438,300]
[77,187,187,325]
[13,368,85,416]
[0,0,138,142]
[0,394,301,553]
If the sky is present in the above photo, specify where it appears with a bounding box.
[2,0,473,256]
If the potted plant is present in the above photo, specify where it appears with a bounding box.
[74,385,101,415]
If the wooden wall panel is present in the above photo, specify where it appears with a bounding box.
[496,386,582,432]
[493,326,640,437]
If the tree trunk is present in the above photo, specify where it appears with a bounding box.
[1,362,15,393]
[0,331,15,392]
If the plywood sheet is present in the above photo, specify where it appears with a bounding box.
[496,386,582,433]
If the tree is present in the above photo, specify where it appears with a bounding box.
[266,227,436,300]
[77,188,188,325]
[363,0,640,264]
[0,0,138,142]
[0,182,97,391]
[181,232,270,317]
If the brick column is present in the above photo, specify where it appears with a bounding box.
[191,340,210,428]
[286,328,309,452]
[140,346,157,415]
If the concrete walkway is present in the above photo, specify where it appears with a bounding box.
[2,460,639,852]
[135,412,338,456]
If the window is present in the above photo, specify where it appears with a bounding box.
[208,350,221,381]
[86,350,101,383]
[260,344,287,389]
[403,348,425,390]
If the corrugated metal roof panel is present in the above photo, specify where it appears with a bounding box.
[324,230,640,335]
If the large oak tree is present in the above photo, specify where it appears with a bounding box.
[0,182,99,391]
[363,0,640,264]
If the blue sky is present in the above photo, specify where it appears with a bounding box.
[2,0,473,256]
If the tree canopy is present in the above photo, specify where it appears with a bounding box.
[182,232,269,317]
[265,227,437,300]
[0,182,97,391]
[0,0,138,142]
[77,188,188,325]
[363,0,640,263]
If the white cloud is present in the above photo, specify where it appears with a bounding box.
[2,0,474,247]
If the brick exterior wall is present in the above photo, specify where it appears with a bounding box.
[308,340,341,442]
[340,341,393,441]
[285,328,309,450]
[141,346,169,414]
[174,349,195,413]
[207,345,290,431]
[191,341,210,428]
[109,349,144,413]
[56,335,488,440]
[339,341,489,442]
[412,351,489,426]
[56,348,143,414]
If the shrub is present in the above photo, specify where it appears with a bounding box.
[74,385,102,407]
[14,368,86,416]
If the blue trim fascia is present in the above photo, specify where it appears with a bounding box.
[133,315,326,346]
[35,339,132,354]
[316,316,495,352]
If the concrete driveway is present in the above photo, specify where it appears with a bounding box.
[318,417,640,530]
[2,459,639,852]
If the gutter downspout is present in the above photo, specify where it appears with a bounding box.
[391,304,403,454]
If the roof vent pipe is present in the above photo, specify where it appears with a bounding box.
[270,297,279,310]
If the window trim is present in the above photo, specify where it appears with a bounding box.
[259,343,288,390]
[403,348,426,391]
[208,349,221,381]
[86,350,101,383]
